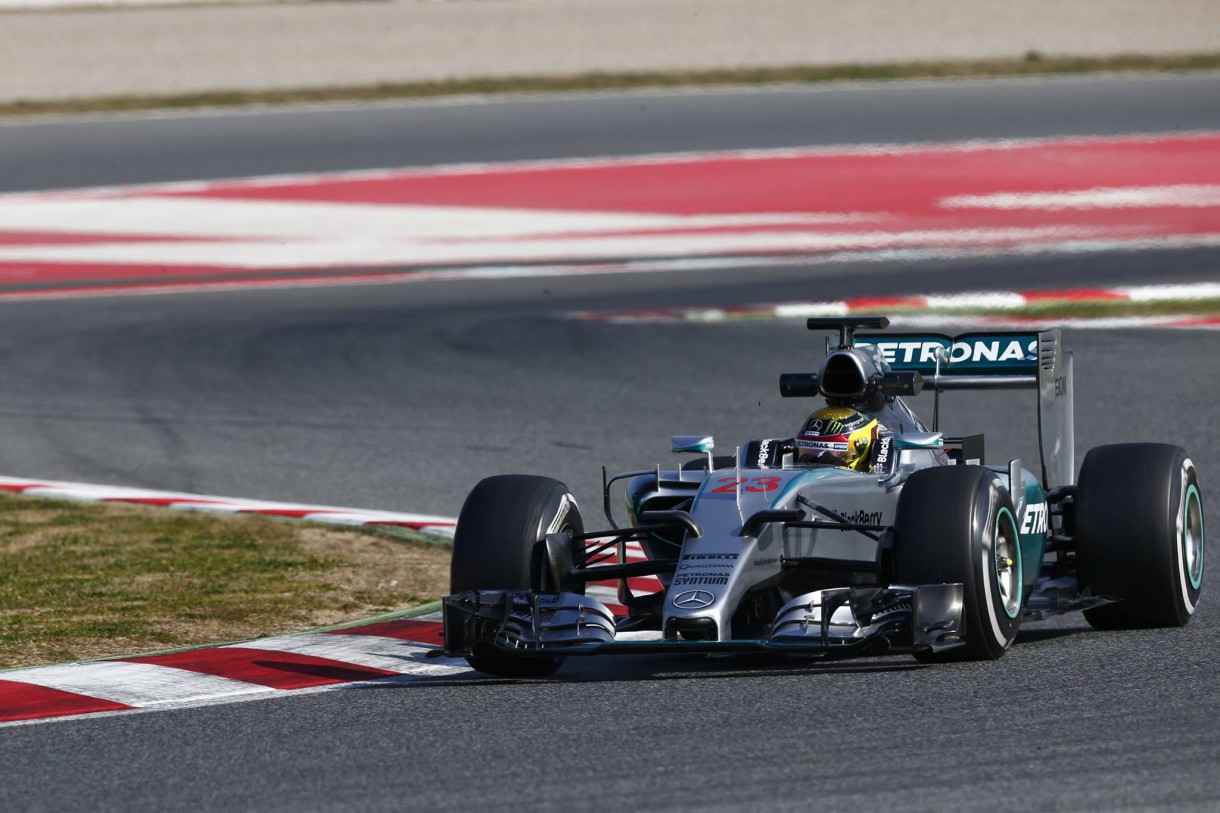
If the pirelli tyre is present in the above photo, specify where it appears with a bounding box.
[450,474,585,677]
[1075,444,1204,629]
[893,465,1023,661]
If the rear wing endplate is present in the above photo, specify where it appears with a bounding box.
[857,330,1074,489]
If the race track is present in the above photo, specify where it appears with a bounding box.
[0,74,1218,811]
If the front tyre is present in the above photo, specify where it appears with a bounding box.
[1075,444,1204,629]
[451,474,584,677]
[893,466,1023,661]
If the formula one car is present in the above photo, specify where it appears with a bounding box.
[438,316,1205,676]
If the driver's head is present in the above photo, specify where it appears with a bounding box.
[795,406,878,471]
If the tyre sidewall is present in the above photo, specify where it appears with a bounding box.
[971,474,1022,658]
[1173,456,1204,621]
[894,466,1022,660]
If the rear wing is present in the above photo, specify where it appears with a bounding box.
[856,330,1074,489]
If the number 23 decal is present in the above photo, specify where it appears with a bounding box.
[710,476,781,493]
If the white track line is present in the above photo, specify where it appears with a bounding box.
[224,635,468,677]
[0,476,456,535]
[8,661,273,707]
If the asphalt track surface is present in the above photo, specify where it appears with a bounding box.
[1,74,1219,811]
[2,72,1219,194]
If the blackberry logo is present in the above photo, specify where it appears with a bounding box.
[757,439,771,467]
[875,435,891,464]
[836,509,883,525]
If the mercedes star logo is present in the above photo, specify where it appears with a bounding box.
[672,590,715,609]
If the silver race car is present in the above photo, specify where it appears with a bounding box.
[438,316,1206,676]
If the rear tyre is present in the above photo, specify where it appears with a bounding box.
[451,474,584,677]
[1075,444,1204,629]
[893,465,1023,661]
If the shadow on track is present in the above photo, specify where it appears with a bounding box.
[1015,623,1094,645]
[348,651,928,693]
[354,619,1102,691]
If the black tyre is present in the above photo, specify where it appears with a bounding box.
[451,474,584,677]
[893,465,1023,661]
[1075,444,1204,629]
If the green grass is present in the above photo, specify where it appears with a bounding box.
[0,493,451,668]
[3,52,1218,118]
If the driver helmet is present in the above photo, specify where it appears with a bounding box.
[795,406,879,471]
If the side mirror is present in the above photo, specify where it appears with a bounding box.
[881,371,924,396]
[671,435,714,454]
[779,373,819,398]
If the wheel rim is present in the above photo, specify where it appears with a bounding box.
[994,508,1022,619]
[1184,484,1204,591]
[538,520,583,593]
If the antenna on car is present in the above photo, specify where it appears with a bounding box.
[805,316,889,349]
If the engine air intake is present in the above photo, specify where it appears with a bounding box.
[819,351,869,398]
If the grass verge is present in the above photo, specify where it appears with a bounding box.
[3,52,1219,118]
[0,492,451,669]
[936,298,1220,321]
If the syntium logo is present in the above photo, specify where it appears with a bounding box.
[673,574,730,586]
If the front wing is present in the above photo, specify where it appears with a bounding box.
[437,584,966,661]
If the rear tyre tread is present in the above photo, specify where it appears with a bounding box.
[1075,443,1203,630]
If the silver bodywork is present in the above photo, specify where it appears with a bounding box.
[441,322,1075,661]
[650,433,937,641]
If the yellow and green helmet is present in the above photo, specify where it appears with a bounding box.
[795,406,879,471]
